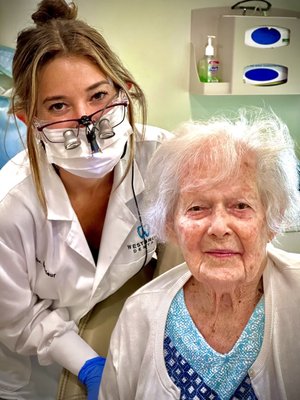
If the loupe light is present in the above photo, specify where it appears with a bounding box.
[98,118,115,139]
[63,130,81,150]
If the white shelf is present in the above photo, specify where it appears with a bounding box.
[189,43,230,95]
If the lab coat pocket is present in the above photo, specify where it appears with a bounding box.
[0,343,31,391]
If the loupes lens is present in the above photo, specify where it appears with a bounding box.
[93,103,127,139]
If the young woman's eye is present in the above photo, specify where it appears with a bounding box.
[49,102,66,112]
[92,91,107,101]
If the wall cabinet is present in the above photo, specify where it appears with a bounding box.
[190,7,300,95]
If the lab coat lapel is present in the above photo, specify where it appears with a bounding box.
[93,157,145,291]
[42,161,95,264]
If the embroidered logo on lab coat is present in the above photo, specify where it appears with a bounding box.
[137,223,150,239]
[127,226,155,255]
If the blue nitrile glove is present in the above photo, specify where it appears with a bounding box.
[78,356,106,400]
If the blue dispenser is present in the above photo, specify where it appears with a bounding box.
[245,26,290,48]
[243,64,288,86]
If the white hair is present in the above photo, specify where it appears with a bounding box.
[142,107,300,242]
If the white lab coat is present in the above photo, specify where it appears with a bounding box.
[0,124,172,399]
[100,245,300,400]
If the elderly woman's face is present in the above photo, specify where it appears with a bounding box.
[172,156,271,290]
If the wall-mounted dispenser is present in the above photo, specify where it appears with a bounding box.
[218,14,300,94]
[243,64,288,85]
[189,7,300,95]
[244,26,290,48]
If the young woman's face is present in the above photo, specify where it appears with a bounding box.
[171,155,272,292]
[36,55,117,123]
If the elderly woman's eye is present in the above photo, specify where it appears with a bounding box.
[187,205,203,212]
[236,202,250,210]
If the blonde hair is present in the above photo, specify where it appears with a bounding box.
[11,0,146,211]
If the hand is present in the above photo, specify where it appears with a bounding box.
[78,356,106,400]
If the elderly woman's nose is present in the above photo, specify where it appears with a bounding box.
[207,208,231,237]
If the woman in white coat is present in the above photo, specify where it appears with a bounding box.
[0,0,173,399]
[100,108,300,400]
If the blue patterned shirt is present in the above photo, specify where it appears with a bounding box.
[164,288,264,400]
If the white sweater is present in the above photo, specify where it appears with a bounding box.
[100,244,300,400]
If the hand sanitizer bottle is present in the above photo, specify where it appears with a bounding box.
[198,35,221,83]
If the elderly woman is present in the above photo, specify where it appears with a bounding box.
[99,108,300,400]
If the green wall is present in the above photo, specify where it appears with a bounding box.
[190,94,300,158]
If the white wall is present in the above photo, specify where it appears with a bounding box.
[1,0,300,132]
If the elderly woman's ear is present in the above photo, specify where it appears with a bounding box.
[268,231,276,242]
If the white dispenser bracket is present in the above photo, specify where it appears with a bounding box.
[190,6,300,95]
